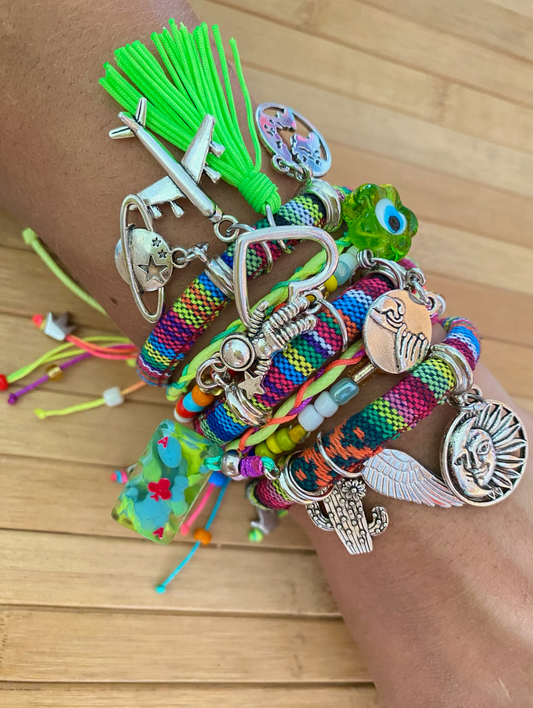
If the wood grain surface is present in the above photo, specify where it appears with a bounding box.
[1,0,532,705]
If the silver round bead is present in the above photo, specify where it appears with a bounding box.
[220,451,241,478]
[220,335,254,371]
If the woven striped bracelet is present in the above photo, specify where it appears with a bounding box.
[247,317,481,509]
[137,187,349,386]
[194,268,441,446]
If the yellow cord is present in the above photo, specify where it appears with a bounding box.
[22,228,108,317]
[34,381,146,419]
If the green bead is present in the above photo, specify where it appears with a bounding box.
[341,183,417,261]
[275,428,297,452]
[248,528,264,542]
[255,441,277,459]
[330,377,359,405]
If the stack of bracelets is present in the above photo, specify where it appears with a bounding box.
[101,22,528,560]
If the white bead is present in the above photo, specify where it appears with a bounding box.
[340,251,357,272]
[347,246,360,260]
[298,404,325,432]
[314,391,339,418]
[174,408,193,424]
[103,386,124,407]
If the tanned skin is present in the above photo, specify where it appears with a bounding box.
[1,2,532,705]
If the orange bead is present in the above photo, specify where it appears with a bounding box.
[193,527,212,545]
[191,385,214,408]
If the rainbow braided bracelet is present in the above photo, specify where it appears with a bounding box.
[137,187,349,386]
[247,317,481,509]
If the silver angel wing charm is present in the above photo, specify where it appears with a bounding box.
[362,449,463,507]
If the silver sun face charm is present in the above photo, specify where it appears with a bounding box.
[441,398,528,506]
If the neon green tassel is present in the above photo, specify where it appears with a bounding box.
[100,22,281,215]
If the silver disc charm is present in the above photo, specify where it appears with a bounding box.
[363,289,432,374]
[255,103,331,178]
[441,398,528,506]
[115,228,173,292]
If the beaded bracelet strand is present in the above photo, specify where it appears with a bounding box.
[247,317,481,510]
[194,271,419,445]
[168,233,355,400]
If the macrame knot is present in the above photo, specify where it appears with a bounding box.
[238,169,281,215]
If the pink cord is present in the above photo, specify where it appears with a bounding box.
[65,336,138,360]
[180,483,215,535]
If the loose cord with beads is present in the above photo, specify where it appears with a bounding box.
[155,476,230,593]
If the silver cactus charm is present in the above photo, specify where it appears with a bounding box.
[307,478,389,555]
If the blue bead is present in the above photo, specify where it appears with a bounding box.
[334,253,357,285]
[330,378,359,405]
[210,471,226,487]
[183,392,204,413]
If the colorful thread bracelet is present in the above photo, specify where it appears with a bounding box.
[247,317,481,510]
[194,262,438,446]
[136,187,348,386]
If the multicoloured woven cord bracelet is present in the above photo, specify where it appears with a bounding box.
[194,266,440,446]
[99,20,528,568]
[137,187,349,386]
[247,316,481,510]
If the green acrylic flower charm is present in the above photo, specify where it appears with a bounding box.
[112,420,221,544]
[342,184,418,261]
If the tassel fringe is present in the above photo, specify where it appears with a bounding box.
[100,22,281,214]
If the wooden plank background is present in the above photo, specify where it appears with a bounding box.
[1,0,532,705]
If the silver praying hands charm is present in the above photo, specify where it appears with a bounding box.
[307,478,389,555]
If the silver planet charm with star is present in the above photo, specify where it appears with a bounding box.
[115,228,173,292]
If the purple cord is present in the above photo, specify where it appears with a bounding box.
[288,396,313,417]
[8,352,91,404]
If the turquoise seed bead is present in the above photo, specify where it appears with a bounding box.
[183,392,204,413]
[330,378,360,405]
[298,404,325,432]
[313,391,339,418]
[334,252,357,285]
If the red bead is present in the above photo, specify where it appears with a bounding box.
[175,396,195,419]
[32,314,44,328]
[0,375,8,391]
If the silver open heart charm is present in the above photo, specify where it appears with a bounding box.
[195,225,341,425]
[232,224,339,328]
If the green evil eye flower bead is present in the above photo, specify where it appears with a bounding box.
[341,183,418,261]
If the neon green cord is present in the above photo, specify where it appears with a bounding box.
[174,236,352,389]
[100,23,280,214]
[35,398,105,420]
[22,229,107,316]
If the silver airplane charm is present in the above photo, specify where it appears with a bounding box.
[110,97,226,224]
